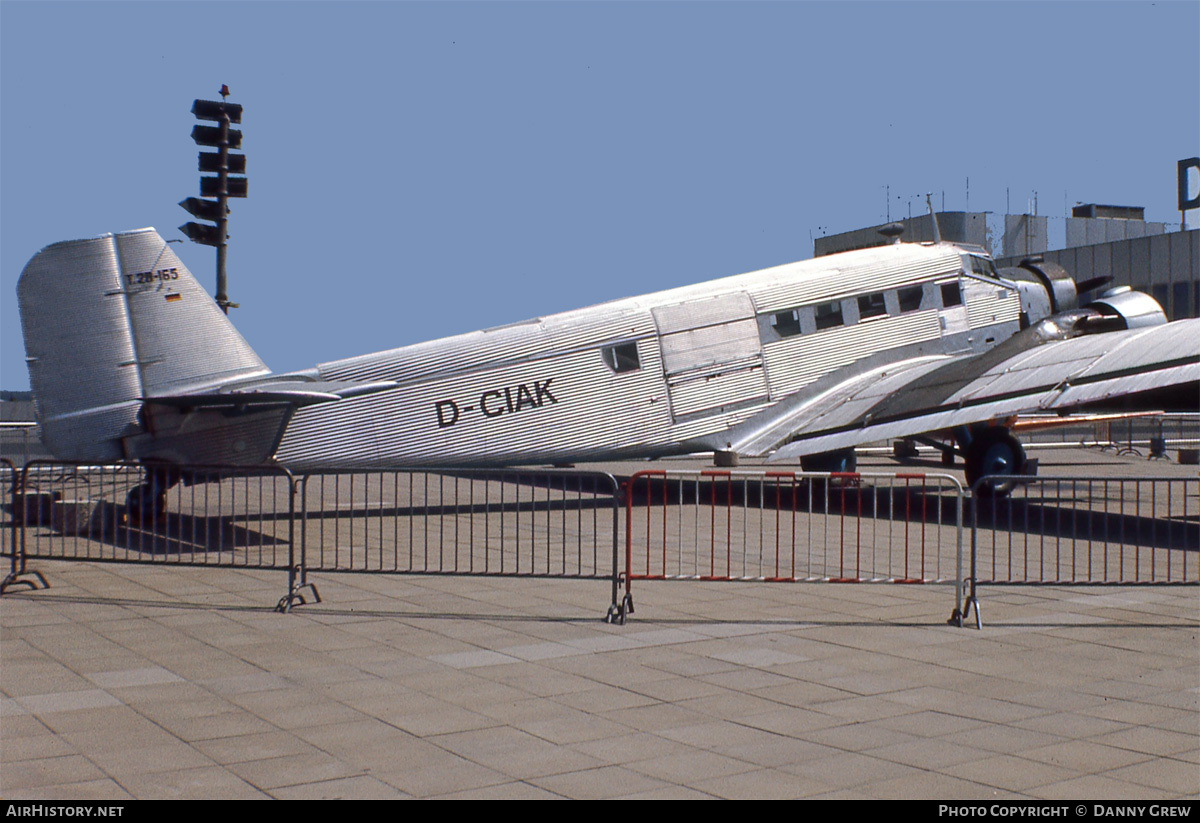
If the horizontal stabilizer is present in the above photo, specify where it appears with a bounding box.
[146,379,398,408]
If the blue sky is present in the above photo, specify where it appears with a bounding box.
[2,1,1197,391]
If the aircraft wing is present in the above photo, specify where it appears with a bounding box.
[714,319,1200,462]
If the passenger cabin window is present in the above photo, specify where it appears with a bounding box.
[857,292,887,319]
[814,300,844,330]
[897,285,924,313]
[941,282,963,308]
[602,342,640,373]
[770,309,803,337]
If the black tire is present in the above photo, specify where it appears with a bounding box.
[800,448,858,474]
[125,483,151,524]
[124,482,168,527]
[965,429,1026,498]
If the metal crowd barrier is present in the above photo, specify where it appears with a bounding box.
[5,461,296,599]
[291,468,624,618]
[0,422,44,467]
[0,457,43,593]
[622,469,966,622]
[1,462,625,619]
[8,461,1195,629]
[1018,412,1200,455]
[963,475,1200,628]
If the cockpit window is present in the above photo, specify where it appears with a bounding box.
[968,255,999,279]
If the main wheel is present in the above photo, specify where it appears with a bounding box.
[800,448,858,474]
[800,449,858,510]
[964,429,1026,498]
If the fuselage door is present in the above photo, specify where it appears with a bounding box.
[652,291,769,422]
[937,277,970,338]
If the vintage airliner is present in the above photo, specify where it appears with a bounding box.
[17,217,1200,511]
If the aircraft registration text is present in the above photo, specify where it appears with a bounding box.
[435,379,559,428]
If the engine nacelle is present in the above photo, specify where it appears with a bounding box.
[999,258,1079,328]
[1027,287,1168,341]
[1082,286,1167,330]
[998,258,1164,336]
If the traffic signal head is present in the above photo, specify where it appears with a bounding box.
[198,152,246,174]
[200,177,248,198]
[191,124,243,149]
[178,222,222,246]
[191,98,242,124]
[179,197,226,221]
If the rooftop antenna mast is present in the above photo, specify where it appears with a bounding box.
[926,194,941,244]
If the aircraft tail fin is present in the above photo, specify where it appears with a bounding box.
[18,228,271,463]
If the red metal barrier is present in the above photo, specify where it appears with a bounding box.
[623,469,966,617]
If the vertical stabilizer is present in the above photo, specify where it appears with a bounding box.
[18,228,270,461]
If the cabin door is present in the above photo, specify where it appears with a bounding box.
[651,291,769,423]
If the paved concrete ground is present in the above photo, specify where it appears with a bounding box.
[2,446,1197,799]
[1,562,1196,799]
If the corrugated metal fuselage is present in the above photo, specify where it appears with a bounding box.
[275,242,1021,468]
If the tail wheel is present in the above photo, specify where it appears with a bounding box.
[125,484,167,525]
[124,468,173,526]
[965,428,1026,498]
